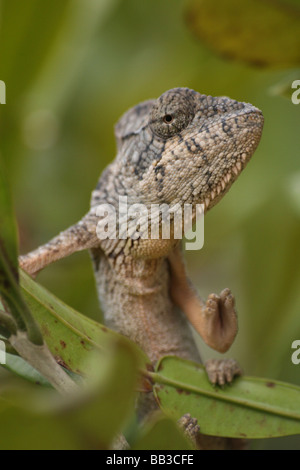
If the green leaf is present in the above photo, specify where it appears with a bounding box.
[2,352,52,387]
[153,356,300,439]
[0,337,139,450]
[186,0,300,67]
[64,339,140,449]
[20,270,150,375]
[0,404,79,450]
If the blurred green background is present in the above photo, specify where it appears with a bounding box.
[0,0,299,449]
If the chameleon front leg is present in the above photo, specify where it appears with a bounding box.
[19,211,99,276]
[170,242,243,448]
[168,244,238,354]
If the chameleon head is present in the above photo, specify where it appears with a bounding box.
[149,87,264,210]
[116,87,264,212]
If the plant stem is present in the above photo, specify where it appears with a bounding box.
[0,308,17,335]
[9,331,78,395]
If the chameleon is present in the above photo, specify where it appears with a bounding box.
[19,87,264,448]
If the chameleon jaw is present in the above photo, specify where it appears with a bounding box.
[203,121,263,212]
[203,156,246,210]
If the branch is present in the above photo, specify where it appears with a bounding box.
[0,308,17,335]
[9,331,78,395]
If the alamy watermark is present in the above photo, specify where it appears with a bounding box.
[291,340,300,365]
[0,340,6,365]
[95,196,205,250]
[0,80,6,104]
[291,80,300,105]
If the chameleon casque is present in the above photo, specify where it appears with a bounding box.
[19,87,264,449]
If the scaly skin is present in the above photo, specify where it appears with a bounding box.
[19,88,264,448]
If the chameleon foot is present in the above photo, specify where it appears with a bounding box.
[177,413,200,448]
[205,358,242,386]
[202,288,238,353]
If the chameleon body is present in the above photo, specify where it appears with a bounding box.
[19,88,264,447]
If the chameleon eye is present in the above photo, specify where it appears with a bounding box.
[150,89,195,139]
[163,114,173,124]
[151,108,192,139]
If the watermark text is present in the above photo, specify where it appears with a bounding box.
[0,340,6,365]
[291,340,300,365]
[95,197,204,251]
[291,80,300,105]
[0,80,6,104]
